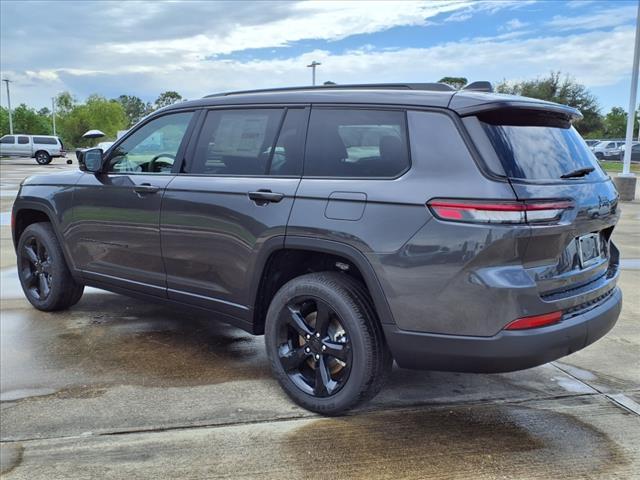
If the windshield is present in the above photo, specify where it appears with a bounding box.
[482,123,606,181]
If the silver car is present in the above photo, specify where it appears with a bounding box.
[0,134,66,164]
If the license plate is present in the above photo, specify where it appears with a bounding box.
[577,233,602,268]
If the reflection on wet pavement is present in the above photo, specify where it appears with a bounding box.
[1,291,270,401]
[284,403,626,479]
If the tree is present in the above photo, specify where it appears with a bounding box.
[115,95,152,127]
[597,106,639,139]
[11,104,51,135]
[0,106,11,136]
[154,91,183,109]
[496,72,602,135]
[56,94,128,147]
[438,77,468,90]
[55,91,76,115]
[38,107,51,117]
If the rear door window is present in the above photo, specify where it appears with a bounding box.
[189,109,283,175]
[304,108,410,178]
[33,136,58,145]
[17,136,29,144]
[479,111,605,181]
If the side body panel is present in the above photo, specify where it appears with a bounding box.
[287,109,518,333]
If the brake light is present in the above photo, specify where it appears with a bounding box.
[504,311,562,330]
[427,199,573,224]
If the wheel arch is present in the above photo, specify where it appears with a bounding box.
[12,202,79,277]
[249,236,396,335]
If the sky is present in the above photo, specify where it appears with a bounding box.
[0,0,637,113]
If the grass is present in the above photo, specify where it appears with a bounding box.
[599,160,640,174]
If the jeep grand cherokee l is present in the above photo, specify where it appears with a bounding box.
[11,83,622,414]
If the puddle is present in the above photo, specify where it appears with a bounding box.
[1,294,270,399]
[0,267,106,300]
[0,388,57,402]
[284,404,626,479]
[0,443,23,476]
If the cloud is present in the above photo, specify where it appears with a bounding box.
[547,4,637,31]
[0,0,635,111]
[501,18,528,31]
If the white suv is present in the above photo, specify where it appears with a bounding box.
[592,140,625,160]
[0,135,66,164]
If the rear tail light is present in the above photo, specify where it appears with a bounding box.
[427,199,573,225]
[504,311,562,330]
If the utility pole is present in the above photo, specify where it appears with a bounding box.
[2,79,13,134]
[614,0,639,201]
[51,97,56,135]
[307,61,321,86]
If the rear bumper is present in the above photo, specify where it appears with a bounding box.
[383,287,622,373]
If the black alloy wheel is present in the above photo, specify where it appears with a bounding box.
[276,297,352,397]
[20,235,53,301]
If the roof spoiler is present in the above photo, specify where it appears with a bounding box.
[463,81,493,93]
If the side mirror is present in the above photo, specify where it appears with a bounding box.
[78,148,104,173]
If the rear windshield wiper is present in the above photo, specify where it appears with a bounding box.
[560,167,594,179]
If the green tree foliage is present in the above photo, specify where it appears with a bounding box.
[0,106,12,135]
[55,91,76,115]
[496,72,603,136]
[438,76,468,90]
[0,104,51,135]
[593,106,639,139]
[154,91,183,109]
[115,95,152,127]
[57,94,128,147]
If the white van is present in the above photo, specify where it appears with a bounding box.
[0,135,66,164]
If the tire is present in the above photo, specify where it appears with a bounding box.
[17,222,84,311]
[265,272,392,415]
[35,151,52,165]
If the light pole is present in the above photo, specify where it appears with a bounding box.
[614,0,639,201]
[51,97,56,136]
[307,61,321,86]
[2,79,13,134]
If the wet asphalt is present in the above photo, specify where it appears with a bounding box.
[0,158,638,479]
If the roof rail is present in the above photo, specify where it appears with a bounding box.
[204,82,456,98]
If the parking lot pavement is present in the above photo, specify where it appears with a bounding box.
[1,158,639,479]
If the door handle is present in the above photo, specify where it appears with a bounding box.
[134,183,160,194]
[248,189,285,204]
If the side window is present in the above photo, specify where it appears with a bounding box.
[268,109,306,176]
[17,136,29,144]
[189,109,283,175]
[107,111,194,174]
[0,136,15,144]
[606,142,615,148]
[33,137,57,145]
[304,109,410,177]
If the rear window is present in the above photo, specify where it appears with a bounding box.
[33,136,58,145]
[481,113,605,181]
[304,108,410,178]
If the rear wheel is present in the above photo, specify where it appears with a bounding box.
[265,272,391,415]
[17,222,84,311]
[35,151,52,165]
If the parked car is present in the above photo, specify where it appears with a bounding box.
[11,84,622,414]
[592,140,626,159]
[0,134,66,164]
[603,142,640,162]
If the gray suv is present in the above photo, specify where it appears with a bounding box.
[11,84,622,414]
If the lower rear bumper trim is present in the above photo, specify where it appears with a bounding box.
[383,287,622,373]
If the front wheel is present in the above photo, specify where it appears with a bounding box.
[17,222,84,311]
[265,272,391,415]
[35,151,52,164]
